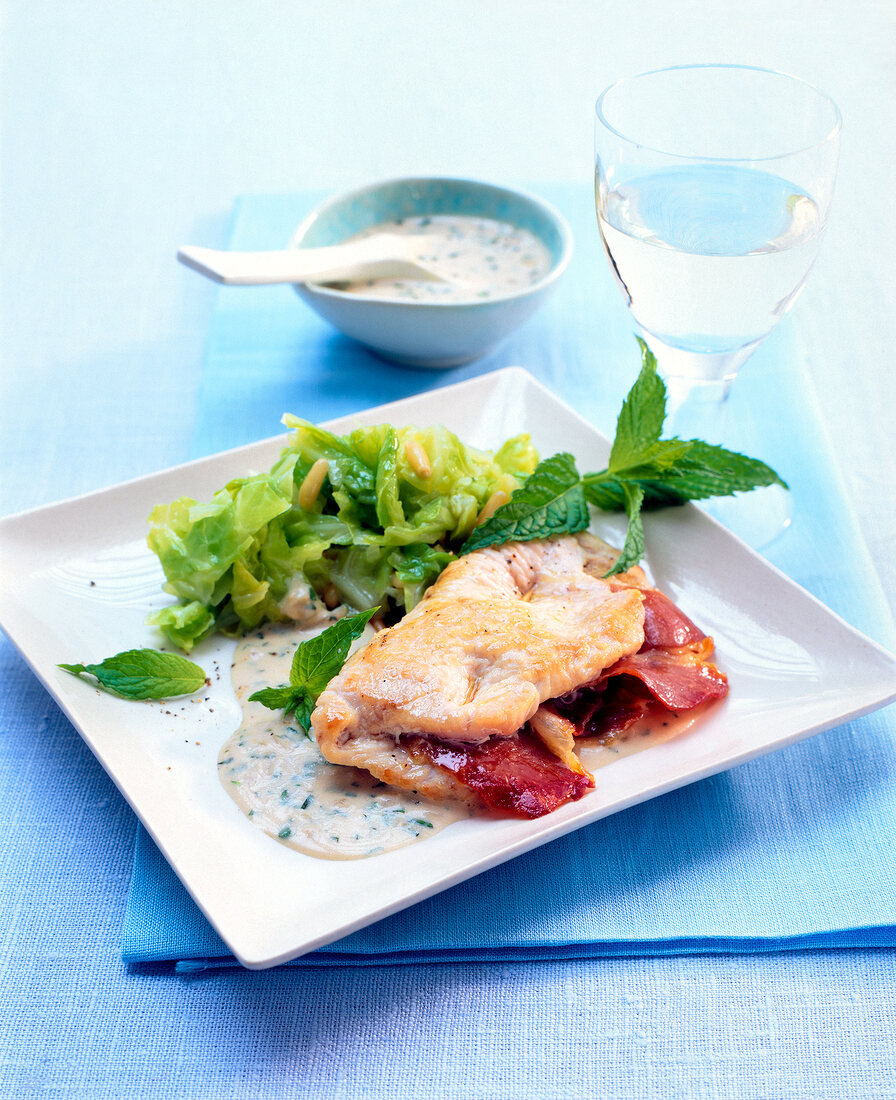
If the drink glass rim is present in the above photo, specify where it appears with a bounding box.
[595,63,842,163]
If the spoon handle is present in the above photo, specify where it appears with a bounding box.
[177,236,441,286]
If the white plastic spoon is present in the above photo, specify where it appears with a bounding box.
[177,234,453,287]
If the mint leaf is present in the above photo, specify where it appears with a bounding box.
[250,607,379,730]
[251,691,311,730]
[607,338,666,473]
[650,439,788,499]
[609,437,693,480]
[587,443,786,508]
[288,691,318,735]
[584,477,687,511]
[58,649,206,700]
[249,684,316,730]
[460,452,589,554]
[248,685,301,712]
[290,606,379,696]
[604,483,645,576]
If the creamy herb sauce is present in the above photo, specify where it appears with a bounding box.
[219,621,471,860]
[578,706,707,770]
[333,214,553,302]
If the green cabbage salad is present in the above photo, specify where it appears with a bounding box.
[147,417,539,650]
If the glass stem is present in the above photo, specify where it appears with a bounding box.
[660,360,793,549]
[664,374,735,445]
[640,332,757,444]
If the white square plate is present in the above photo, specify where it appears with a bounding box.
[2,368,896,969]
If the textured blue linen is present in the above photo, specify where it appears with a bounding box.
[122,186,896,971]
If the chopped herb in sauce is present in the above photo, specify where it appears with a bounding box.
[219,622,471,860]
[333,214,552,304]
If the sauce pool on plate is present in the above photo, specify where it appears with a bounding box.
[329,214,553,302]
[218,620,472,860]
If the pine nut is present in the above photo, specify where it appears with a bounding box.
[298,458,329,510]
[475,490,509,526]
[404,439,432,479]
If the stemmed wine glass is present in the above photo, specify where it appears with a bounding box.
[594,65,841,546]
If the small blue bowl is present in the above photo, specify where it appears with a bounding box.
[289,177,573,368]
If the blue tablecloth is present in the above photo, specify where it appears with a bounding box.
[120,188,896,973]
[3,1,896,1085]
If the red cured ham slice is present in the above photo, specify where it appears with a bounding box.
[403,597,727,816]
[552,637,729,739]
[640,589,706,649]
[608,646,729,710]
[554,683,654,740]
[404,729,594,819]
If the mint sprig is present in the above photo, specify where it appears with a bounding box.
[59,649,207,700]
[461,452,589,555]
[461,339,787,574]
[615,481,646,574]
[249,607,378,732]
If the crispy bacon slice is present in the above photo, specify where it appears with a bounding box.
[404,728,594,818]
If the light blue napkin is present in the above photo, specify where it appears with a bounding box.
[123,186,896,972]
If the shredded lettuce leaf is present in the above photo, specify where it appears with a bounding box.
[147,418,538,649]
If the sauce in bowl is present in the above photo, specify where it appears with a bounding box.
[331,214,553,303]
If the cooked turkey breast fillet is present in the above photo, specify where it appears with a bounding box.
[311,534,646,784]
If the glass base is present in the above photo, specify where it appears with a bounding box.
[697,483,793,550]
[642,333,761,386]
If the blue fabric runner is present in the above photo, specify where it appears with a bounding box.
[122,186,896,971]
